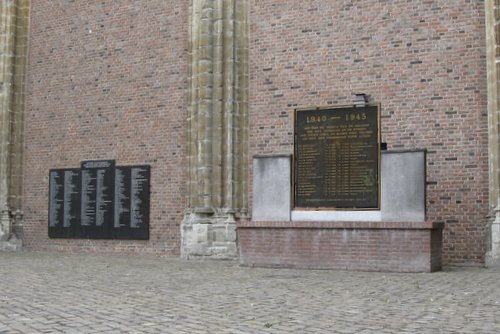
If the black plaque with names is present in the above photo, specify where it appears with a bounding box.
[80,160,115,238]
[48,169,81,238]
[112,165,150,240]
[48,160,150,240]
[294,105,380,209]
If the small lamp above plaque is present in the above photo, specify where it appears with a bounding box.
[354,93,368,107]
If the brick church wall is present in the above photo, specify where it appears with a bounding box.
[248,0,488,265]
[23,1,188,255]
[23,1,489,265]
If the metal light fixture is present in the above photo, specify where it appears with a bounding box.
[354,93,368,107]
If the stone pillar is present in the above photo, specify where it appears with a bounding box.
[0,0,30,250]
[182,0,249,259]
[0,0,17,241]
[486,0,500,264]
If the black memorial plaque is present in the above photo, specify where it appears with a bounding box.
[48,169,81,238]
[80,160,115,238]
[294,105,380,209]
[113,165,150,240]
[48,160,150,240]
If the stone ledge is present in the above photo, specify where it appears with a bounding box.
[237,221,443,230]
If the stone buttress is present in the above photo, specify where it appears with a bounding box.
[182,0,249,259]
[0,0,30,250]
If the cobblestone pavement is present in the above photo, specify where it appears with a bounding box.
[1,252,500,333]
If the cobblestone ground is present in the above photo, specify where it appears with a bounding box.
[0,252,500,333]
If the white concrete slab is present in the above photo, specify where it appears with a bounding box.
[252,155,291,221]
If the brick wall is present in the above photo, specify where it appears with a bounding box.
[23,1,490,265]
[249,1,488,265]
[23,1,188,255]
[238,221,443,272]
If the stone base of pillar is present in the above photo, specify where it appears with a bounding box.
[486,205,500,266]
[0,210,23,251]
[181,213,238,260]
[0,234,22,252]
[0,210,11,242]
[487,214,500,266]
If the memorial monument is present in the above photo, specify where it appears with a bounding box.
[294,105,380,210]
[48,160,150,239]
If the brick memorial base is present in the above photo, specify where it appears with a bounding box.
[242,153,443,272]
[237,221,443,272]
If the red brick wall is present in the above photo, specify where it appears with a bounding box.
[23,1,188,255]
[249,1,488,265]
[238,221,443,272]
[23,1,489,265]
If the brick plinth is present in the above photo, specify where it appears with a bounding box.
[237,221,443,272]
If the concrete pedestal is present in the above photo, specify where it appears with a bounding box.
[243,151,441,272]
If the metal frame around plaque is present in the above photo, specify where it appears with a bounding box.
[293,104,381,210]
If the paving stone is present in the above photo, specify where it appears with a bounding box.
[0,252,500,333]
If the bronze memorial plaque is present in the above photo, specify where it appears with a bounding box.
[294,105,380,209]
